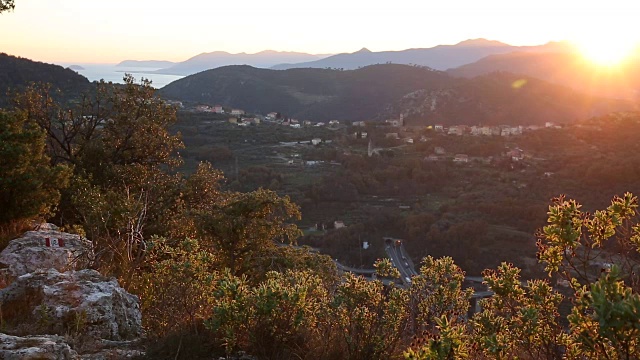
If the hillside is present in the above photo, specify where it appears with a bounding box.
[155,50,330,76]
[0,53,91,107]
[159,64,452,120]
[160,64,635,124]
[385,72,637,126]
[448,51,640,99]
[271,39,572,71]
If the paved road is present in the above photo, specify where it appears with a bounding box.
[383,237,418,285]
[278,239,493,300]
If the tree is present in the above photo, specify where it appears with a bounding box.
[196,188,301,276]
[12,77,184,282]
[0,110,71,226]
[13,76,182,174]
[0,0,14,13]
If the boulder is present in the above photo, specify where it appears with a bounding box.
[0,269,142,342]
[77,339,144,359]
[0,333,78,360]
[0,224,94,278]
[0,334,145,359]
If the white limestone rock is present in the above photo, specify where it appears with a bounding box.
[0,224,94,278]
[0,333,79,360]
[0,269,142,342]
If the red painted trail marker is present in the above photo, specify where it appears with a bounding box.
[44,237,65,247]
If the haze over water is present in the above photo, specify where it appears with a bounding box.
[61,63,184,88]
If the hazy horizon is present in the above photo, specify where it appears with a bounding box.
[2,0,639,64]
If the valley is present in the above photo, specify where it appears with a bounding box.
[173,109,640,278]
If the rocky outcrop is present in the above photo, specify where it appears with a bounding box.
[0,225,144,358]
[0,334,144,359]
[0,224,93,278]
[0,269,142,342]
[0,333,78,359]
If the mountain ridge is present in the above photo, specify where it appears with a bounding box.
[270,39,572,71]
[155,50,331,76]
[159,63,635,124]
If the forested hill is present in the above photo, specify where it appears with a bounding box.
[159,64,452,121]
[385,72,637,126]
[160,64,636,124]
[0,53,91,106]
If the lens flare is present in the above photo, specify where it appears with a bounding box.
[574,36,639,67]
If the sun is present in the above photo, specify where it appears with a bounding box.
[574,36,639,67]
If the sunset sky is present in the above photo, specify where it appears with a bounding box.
[1,0,639,64]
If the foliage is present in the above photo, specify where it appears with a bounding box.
[566,266,640,359]
[246,270,329,359]
[472,263,566,359]
[12,76,185,283]
[330,273,409,360]
[206,269,329,359]
[374,258,401,278]
[0,0,14,13]
[13,76,182,170]
[537,193,640,289]
[205,270,251,355]
[251,245,340,287]
[196,188,301,276]
[131,237,220,338]
[0,110,71,225]
[404,315,470,360]
[466,192,640,359]
[409,256,473,332]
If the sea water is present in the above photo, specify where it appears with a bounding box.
[59,63,184,89]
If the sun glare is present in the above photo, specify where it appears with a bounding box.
[575,37,638,67]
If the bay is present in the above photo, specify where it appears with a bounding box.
[59,63,184,89]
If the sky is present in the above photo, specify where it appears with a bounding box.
[1,0,640,64]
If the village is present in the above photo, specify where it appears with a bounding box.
[172,107,640,277]
[167,99,574,173]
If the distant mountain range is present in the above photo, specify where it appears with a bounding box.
[448,50,640,100]
[159,63,635,124]
[115,39,578,78]
[3,45,637,127]
[0,53,90,107]
[270,39,574,71]
[154,51,330,76]
[116,60,176,68]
